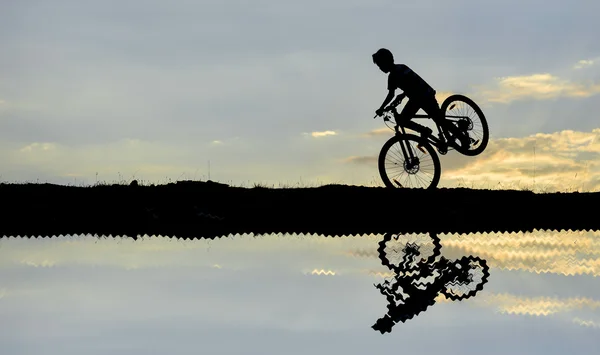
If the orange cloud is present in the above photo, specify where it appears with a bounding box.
[362,128,391,138]
[342,156,377,167]
[310,131,337,138]
[478,73,600,103]
[469,293,600,316]
[442,128,600,191]
[305,269,337,276]
[442,229,600,278]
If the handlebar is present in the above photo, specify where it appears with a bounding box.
[373,96,404,119]
[374,105,399,121]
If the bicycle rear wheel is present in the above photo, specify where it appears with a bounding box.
[441,255,490,301]
[441,94,489,156]
[378,134,441,189]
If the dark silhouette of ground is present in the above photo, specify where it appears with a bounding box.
[1,180,598,238]
[372,232,489,333]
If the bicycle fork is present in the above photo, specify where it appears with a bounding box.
[394,127,421,188]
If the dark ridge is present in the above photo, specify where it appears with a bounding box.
[1,180,599,239]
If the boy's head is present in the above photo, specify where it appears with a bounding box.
[372,48,394,73]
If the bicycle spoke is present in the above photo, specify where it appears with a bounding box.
[379,232,442,272]
[442,257,489,300]
[443,96,488,154]
[379,131,442,189]
[384,139,436,188]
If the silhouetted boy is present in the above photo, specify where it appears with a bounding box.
[372,48,442,138]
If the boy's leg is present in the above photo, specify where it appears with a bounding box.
[397,99,432,137]
[421,96,443,123]
[422,97,471,147]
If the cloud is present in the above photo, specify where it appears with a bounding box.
[342,156,377,166]
[467,293,600,316]
[441,230,600,277]
[435,91,454,104]
[574,59,596,69]
[364,270,394,278]
[0,233,379,276]
[304,269,337,276]
[18,142,57,153]
[478,73,600,103]
[436,294,600,329]
[309,130,337,138]
[0,138,234,184]
[442,128,600,191]
[573,318,600,329]
[362,128,391,137]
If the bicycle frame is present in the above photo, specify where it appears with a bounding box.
[387,110,469,154]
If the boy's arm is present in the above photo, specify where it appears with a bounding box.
[378,89,396,112]
[390,92,406,106]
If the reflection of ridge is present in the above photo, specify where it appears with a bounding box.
[372,232,490,334]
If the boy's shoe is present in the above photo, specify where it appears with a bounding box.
[455,120,473,148]
[457,131,472,149]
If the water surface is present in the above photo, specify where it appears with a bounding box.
[1,231,599,354]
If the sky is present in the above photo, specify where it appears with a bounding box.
[1,0,600,190]
[1,231,600,354]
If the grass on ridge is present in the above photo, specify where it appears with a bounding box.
[0,172,596,193]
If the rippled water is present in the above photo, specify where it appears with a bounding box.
[1,231,599,354]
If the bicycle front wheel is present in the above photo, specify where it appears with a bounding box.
[378,134,441,189]
[378,232,442,274]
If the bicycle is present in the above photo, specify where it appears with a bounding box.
[375,94,489,189]
[372,232,490,333]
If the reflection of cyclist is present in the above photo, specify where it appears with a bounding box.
[372,48,470,147]
[373,258,445,333]
[372,233,490,334]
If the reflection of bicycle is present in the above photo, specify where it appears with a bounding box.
[376,95,489,189]
[372,232,490,334]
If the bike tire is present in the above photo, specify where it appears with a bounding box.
[378,133,441,189]
[441,255,490,301]
[441,94,489,157]
[378,232,442,274]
